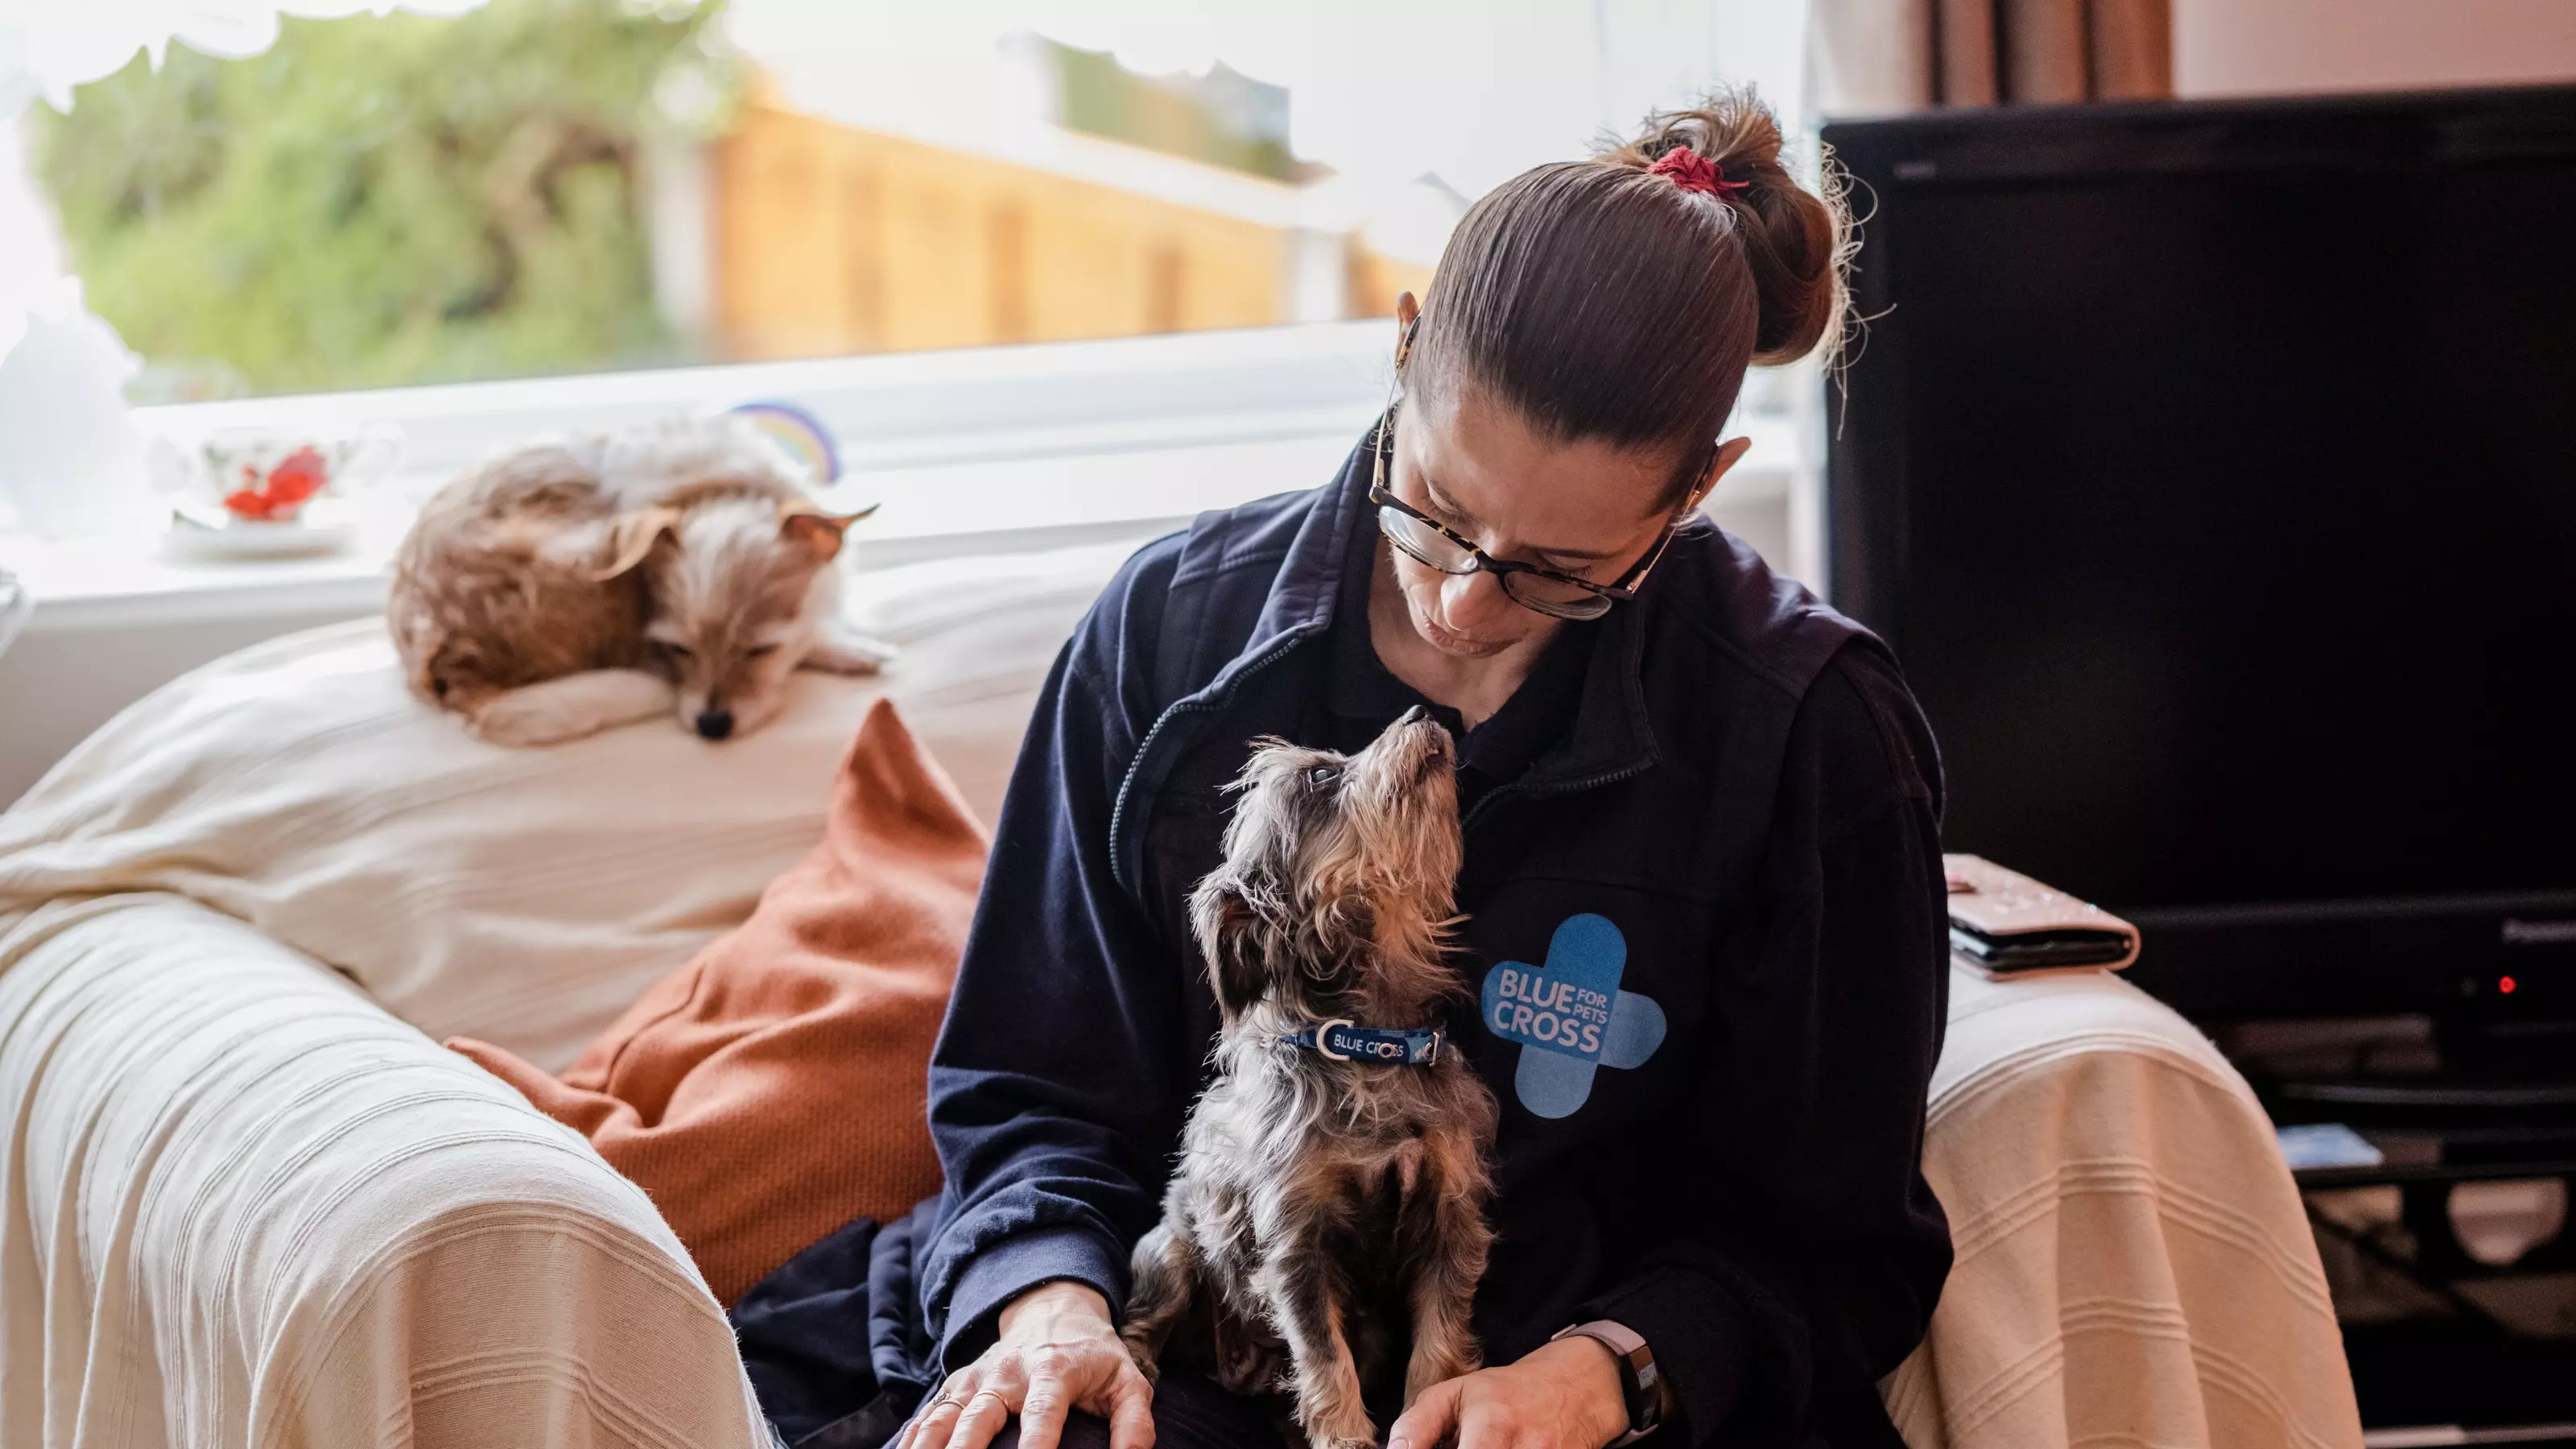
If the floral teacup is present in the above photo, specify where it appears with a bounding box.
[175,424,402,526]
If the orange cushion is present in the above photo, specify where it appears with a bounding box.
[450,698,986,1305]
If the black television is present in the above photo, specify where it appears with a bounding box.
[1823,86,2576,1024]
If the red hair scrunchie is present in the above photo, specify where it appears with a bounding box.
[1646,144,1750,197]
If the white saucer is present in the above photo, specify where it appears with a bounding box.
[163,509,361,562]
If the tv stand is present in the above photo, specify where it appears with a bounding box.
[2215,1007,2576,1436]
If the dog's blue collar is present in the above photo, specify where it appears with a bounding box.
[1280,1018,1444,1066]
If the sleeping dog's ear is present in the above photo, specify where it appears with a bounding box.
[593,505,683,581]
[1189,875,1271,1018]
[778,499,880,563]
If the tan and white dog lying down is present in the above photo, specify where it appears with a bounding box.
[389,416,894,746]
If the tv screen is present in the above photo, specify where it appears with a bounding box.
[1823,87,2576,1018]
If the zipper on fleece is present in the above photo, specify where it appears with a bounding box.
[1108,625,1323,898]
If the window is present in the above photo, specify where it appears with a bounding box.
[0,2,1823,605]
[4,2,1810,401]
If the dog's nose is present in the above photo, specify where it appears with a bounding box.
[695,709,735,741]
[1397,704,1433,727]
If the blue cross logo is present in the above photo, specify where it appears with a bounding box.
[1479,914,1666,1118]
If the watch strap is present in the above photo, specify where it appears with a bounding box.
[1552,1319,1662,1447]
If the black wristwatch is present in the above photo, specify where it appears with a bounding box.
[1552,1319,1663,1447]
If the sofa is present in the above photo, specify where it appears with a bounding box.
[0,536,2363,1449]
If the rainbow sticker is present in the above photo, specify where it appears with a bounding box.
[726,400,841,485]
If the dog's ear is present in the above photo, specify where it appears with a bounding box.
[778,500,880,563]
[593,505,683,581]
[1189,877,1271,1018]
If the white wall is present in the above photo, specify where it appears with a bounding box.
[2175,0,2576,97]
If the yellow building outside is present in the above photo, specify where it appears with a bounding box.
[708,96,1435,361]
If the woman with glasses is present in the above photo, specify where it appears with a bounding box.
[881,91,1951,1449]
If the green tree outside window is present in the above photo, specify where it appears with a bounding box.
[31,0,737,398]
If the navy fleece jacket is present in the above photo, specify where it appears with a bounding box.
[919,431,1952,1447]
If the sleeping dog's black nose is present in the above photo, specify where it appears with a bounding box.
[1397,704,1433,726]
[695,709,734,741]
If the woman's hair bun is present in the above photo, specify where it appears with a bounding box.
[1408,85,1850,496]
[1600,88,1843,365]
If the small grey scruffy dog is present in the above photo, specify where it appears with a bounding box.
[1122,708,1501,1449]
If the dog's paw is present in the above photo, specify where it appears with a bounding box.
[800,630,898,676]
[469,702,600,748]
[468,670,675,747]
[1297,1406,1377,1449]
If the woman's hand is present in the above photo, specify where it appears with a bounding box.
[898,1281,1156,1449]
[1387,1336,1633,1449]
